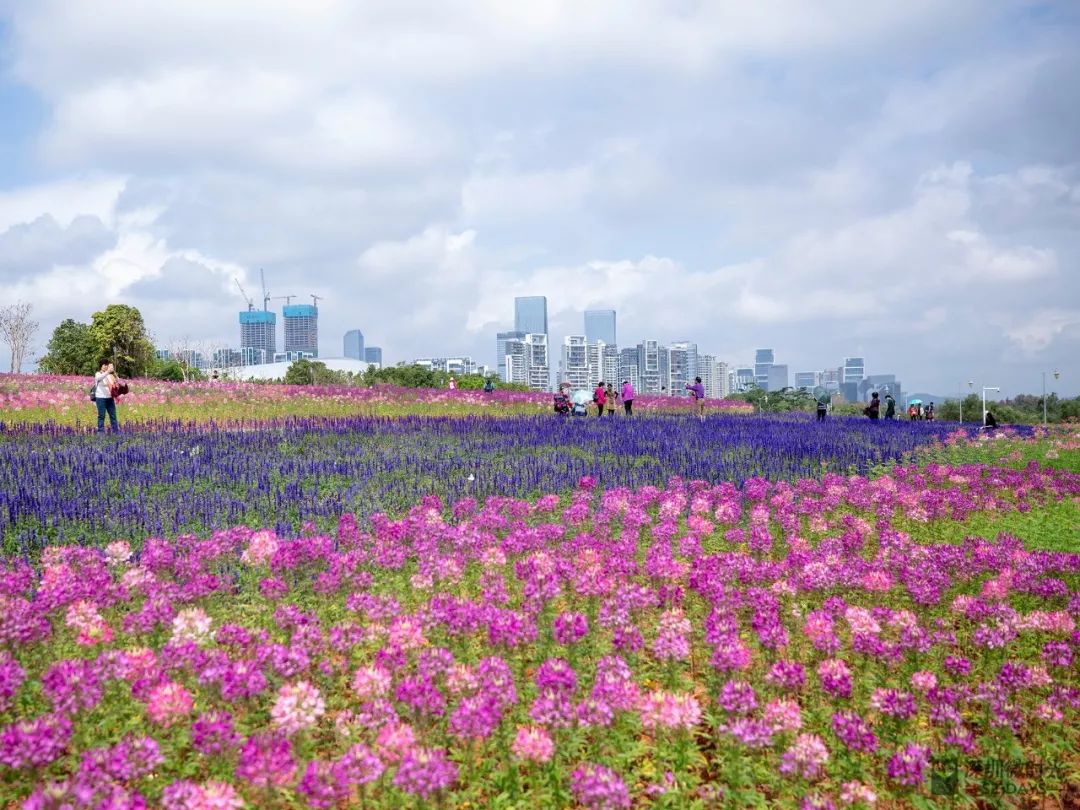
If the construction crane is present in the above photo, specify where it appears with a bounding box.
[234,280,255,311]
[311,294,323,308]
[271,295,297,306]
[260,269,271,311]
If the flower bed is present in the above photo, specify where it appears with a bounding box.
[2,465,1078,807]
[0,415,964,553]
[0,374,753,425]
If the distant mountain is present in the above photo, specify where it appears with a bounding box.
[905,392,951,404]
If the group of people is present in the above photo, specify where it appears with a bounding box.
[906,402,935,421]
[863,391,901,420]
[590,380,636,416]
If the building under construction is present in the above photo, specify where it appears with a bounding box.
[283,304,318,357]
[239,310,275,365]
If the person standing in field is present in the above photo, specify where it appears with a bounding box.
[93,362,120,433]
[816,393,829,421]
[864,391,880,420]
[448,377,457,390]
[605,383,617,417]
[621,379,634,416]
[686,376,706,419]
[594,381,606,416]
[884,392,896,419]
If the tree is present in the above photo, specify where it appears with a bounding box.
[148,358,187,382]
[284,358,316,385]
[0,301,39,373]
[88,304,155,378]
[39,318,97,376]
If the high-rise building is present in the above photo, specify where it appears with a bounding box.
[669,341,698,396]
[843,357,865,385]
[559,335,590,390]
[841,357,865,402]
[283,304,319,357]
[697,357,730,399]
[343,330,365,360]
[733,366,755,393]
[524,334,550,391]
[514,297,548,336]
[600,343,619,387]
[637,340,664,394]
[619,347,640,390]
[794,371,819,390]
[583,309,616,346]
[821,368,841,392]
[496,330,526,382]
[364,347,383,366]
[698,354,718,399]
[768,364,789,391]
[240,310,276,363]
[754,349,774,391]
[505,333,549,391]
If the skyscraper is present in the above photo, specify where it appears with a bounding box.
[794,371,819,390]
[768,364,789,391]
[496,330,526,382]
[239,310,276,364]
[842,357,865,403]
[669,341,698,395]
[283,304,319,357]
[734,367,755,392]
[343,330,365,360]
[637,340,663,394]
[559,335,590,390]
[364,346,382,365]
[583,309,616,346]
[754,349,774,391]
[514,296,548,336]
[505,333,549,391]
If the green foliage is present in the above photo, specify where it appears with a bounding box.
[734,385,816,413]
[147,358,187,382]
[38,319,97,376]
[88,304,155,378]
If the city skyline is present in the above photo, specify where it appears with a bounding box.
[1,3,1077,397]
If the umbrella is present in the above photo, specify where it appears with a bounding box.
[571,390,593,406]
[908,398,923,405]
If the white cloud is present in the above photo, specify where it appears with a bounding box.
[1,0,1077,394]
[1004,309,1080,354]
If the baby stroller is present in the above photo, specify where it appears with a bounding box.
[553,390,571,415]
[570,389,592,416]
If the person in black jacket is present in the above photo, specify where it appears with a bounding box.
[864,392,880,420]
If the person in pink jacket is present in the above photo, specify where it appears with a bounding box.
[593,382,606,416]
[621,380,634,416]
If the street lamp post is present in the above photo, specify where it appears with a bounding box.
[960,380,973,423]
[1041,370,1061,426]
[982,387,999,426]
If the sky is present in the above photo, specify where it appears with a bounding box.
[0,1,1078,397]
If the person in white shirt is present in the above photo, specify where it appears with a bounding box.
[93,362,120,432]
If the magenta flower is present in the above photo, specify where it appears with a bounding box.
[887,742,931,787]
[393,746,458,799]
[571,763,632,809]
[780,733,830,780]
[511,725,555,762]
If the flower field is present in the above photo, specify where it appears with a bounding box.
[1,459,1079,808]
[0,415,965,553]
[0,375,753,426]
[1,373,1077,809]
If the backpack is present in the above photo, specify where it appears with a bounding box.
[88,383,97,402]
